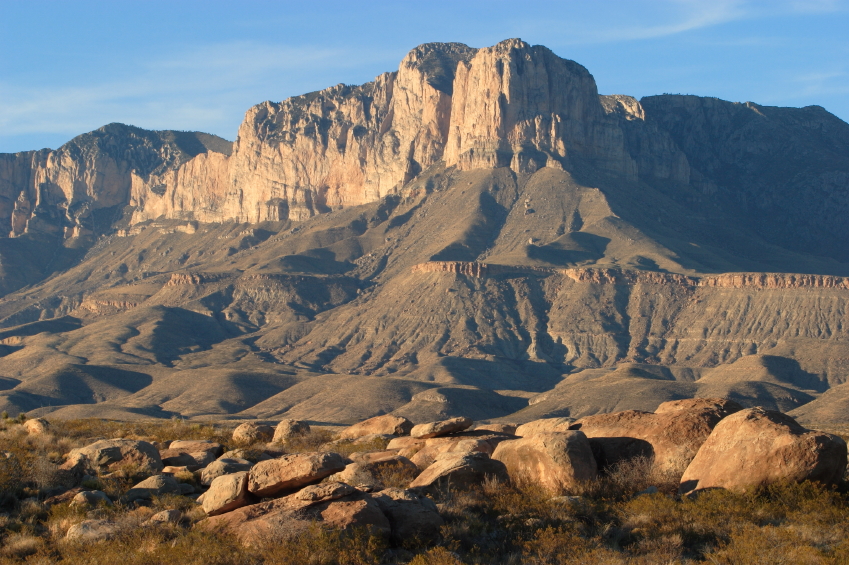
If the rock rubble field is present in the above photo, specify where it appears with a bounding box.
[17,398,841,547]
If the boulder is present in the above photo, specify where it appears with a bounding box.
[200,458,253,486]
[23,418,50,435]
[147,509,182,524]
[218,445,281,463]
[572,398,743,474]
[409,451,508,489]
[320,433,395,453]
[162,465,191,474]
[348,450,403,464]
[515,418,575,437]
[159,448,216,469]
[43,487,86,508]
[168,440,223,458]
[475,423,518,435]
[272,419,311,442]
[339,415,413,439]
[122,474,181,502]
[404,431,514,469]
[329,454,418,489]
[679,408,848,494]
[655,398,743,415]
[410,438,493,469]
[203,471,257,516]
[233,423,274,444]
[387,436,427,451]
[62,439,163,475]
[70,490,112,508]
[370,487,444,544]
[411,417,473,439]
[491,432,597,494]
[65,520,120,543]
[302,493,390,535]
[200,482,389,544]
[247,452,347,497]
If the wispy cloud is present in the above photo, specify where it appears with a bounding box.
[595,0,748,42]
[0,41,395,146]
[790,70,849,98]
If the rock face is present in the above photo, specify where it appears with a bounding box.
[572,399,742,473]
[491,432,597,494]
[247,452,348,497]
[339,415,414,439]
[679,408,848,494]
[409,451,508,489]
[63,439,163,475]
[0,126,231,240]
[411,417,473,439]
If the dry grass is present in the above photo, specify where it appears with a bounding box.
[0,418,847,564]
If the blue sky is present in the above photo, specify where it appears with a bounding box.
[1,0,847,153]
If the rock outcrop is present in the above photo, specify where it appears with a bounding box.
[571,399,742,473]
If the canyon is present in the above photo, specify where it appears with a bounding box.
[0,39,847,425]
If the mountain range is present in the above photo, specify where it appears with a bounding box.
[1,38,848,425]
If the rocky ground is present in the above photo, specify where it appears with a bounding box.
[0,399,846,564]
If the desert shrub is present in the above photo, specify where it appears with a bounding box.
[49,418,232,446]
[0,532,45,558]
[0,451,25,503]
[283,428,336,453]
[328,435,391,456]
[373,460,419,488]
[704,524,828,565]
[408,546,466,565]
[255,525,386,565]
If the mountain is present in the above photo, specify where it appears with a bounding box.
[0,39,847,425]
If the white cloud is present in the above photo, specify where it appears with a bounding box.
[0,41,396,144]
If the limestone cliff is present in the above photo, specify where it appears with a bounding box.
[0,125,232,239]
[2,38,846,268]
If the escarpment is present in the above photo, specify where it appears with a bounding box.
[0,39,848,424]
